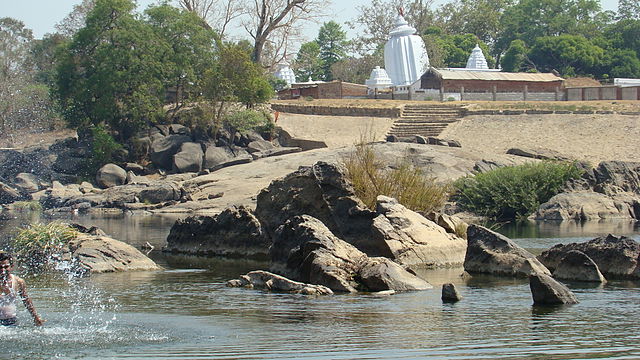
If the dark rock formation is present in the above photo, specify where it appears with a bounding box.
[164,206,270,259]
[441,283,462,302]
[506,147,570,161]
[538,234,640,280]
[0,182,23,204]
[172,142,203,173]
[552,250,606,283]
[203,146,252,171]
[529,273,579,305]
[227,270,334,295]
[150,134,191,170]
[464,224,551,277]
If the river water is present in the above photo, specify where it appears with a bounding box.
[1,211,639,359]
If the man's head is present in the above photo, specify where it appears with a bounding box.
[0,252,13,277]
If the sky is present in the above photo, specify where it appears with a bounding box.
[1,0,620,41]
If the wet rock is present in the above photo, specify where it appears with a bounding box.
[0,182,23,204]
[164,206,270,258]
[529,273,579,305]
[150,134,191,170]
[552,250,606,283]
[172,142,203,173]
[538,234,640,280]
[227,270,333,295]
[441,283,462,302]
[96,163,127,188]
[464,224,551,277]
[272,215,431,293]
[371,196,467,267]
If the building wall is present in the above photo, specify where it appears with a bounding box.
[621,87,639,100]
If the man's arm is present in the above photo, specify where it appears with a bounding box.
[16,277,44,326]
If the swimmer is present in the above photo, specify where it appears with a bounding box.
[0,252,44,326]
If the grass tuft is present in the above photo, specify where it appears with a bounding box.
[11,222,79,269]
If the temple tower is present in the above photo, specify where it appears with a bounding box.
[274,64,297,87]
[384,12,429,86]
[465,44,489,70]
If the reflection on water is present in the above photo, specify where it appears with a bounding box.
[0,210,639,359]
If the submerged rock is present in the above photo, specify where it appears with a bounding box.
[529,273,579,305]
[464,225,551,277]
[227,270,333,295]
[441,283,462,303]
[538,234,640,280]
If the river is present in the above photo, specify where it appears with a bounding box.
[1,211,639,359]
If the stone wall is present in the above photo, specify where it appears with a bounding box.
[271,103,401,117]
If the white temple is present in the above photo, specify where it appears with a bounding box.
[365,66,393,91]
[383,14,429,86]
[274,64,297,87]
[465,44,489,70]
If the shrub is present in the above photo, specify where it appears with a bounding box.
[11,201,43,212]
[84,125,123,176]
[342,142,451,213]
[453,161,583,220]
[11,222,78,269]
[223,109,272,134]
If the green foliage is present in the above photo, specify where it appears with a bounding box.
[434,34,496,68]
[11,222,79,269]
[453,161,583,220]
[528,35,604,76]
[86,124,123,175]
[343,142,451,214]
[618,0,640,20]
[293,41,324,82]
[501,40,529,72]
[317,21,348,81]
[223,109,273,135]
[11,201,43,212]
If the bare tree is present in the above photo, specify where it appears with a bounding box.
[243,0,324,65]
[177,0,244,38]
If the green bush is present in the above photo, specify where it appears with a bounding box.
[11,222,79,269]
[85,125,123,176]
[453,161,583,220]
[11,201,43,212]
[343,142,451,214]
[223,109,273,134]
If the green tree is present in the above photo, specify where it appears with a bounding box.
[316,21,347,81]
[331,53,383,84]
[55,0,165,139]
[292,41,324,81]
[436,34,495,68]
[434,0,512,47]
[618,0,640,20]
[501,39,531,72]
[528,34,605,76]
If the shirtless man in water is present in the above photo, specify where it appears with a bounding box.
[0,252,44,326]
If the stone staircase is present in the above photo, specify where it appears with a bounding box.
[387,104,466,138]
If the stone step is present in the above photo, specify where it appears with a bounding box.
[402,109,462,114]
[397,117,460,122]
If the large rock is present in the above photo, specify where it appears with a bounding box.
[150,134,191,170]
[96,163,127,188]
[164,206,270,258]
[534,192,639,221]
[227,270,333,295]
[203,146,253,171]
[538,234,640,280]
[256,161,378,254]
[271,215,432,293]
[591,161,640,195]
[529,273,579,305]
[371,196,467,267]
[0,182,23,204]
[506,147,570,161]
[14,173,40,193]
[552,250,606,283]
[464,224,551,277]
[246,139,275,153]
[172,142,203,173]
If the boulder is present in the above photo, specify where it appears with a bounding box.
[591,161,640,195]
[164,206,270,258]
[552,250,606,283]
[246,139,275,153]
[227,270,333,295]
[52,154,86,175]
[96,163,127,188]
[203,146,252,171]
[464,224,551,277]
[529,273,579,305]
[150,134,191,170]
[256,161,378,254]
[534,192,639,221]
[271,215,432,293]
[506,147,570,161]
[250,146,302,160]
[441,283,462,302]
[168,124,190,136]
[125,163,145,174]
[63,229,161,273]
[172,142,203,173]
[40,181,84,208]
[0,182,22,204]
[538,234,640,280]
[371,196,467,267]
[14,173,40,193]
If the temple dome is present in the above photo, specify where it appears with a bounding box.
[384,15,429,86]
[365,66,393,90]
[465,44,489,70]
[274,64,297,86]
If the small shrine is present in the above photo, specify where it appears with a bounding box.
[465,44,489,70]
[365,66,393,92]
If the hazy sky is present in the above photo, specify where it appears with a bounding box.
[2,0,620,40]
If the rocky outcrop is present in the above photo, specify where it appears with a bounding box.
[529,273,579,305]
[164,206,270,259]
[0,182,23,204]
[441,283,462,302]
[203,146,253,170]
[538,234,640,280]
[464,224,551,277]
[371,196,467,267]
[271,215,432,293]
[227,270,333,295]
[96,163,127,188]
[14,173,40,193]
[172,142,203,173]
[552,250,606,283]
[506,147,570,161]
[150,134,191,170]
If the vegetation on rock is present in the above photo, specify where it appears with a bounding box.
[453,161,583,220]
[11,222,79,269]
